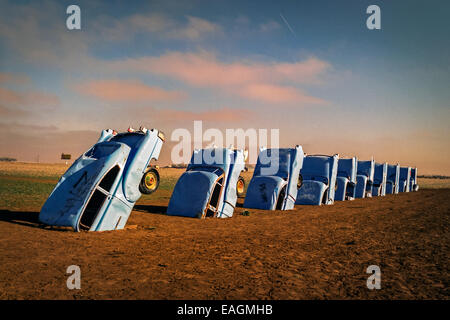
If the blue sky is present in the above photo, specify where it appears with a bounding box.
[0,0,449,173]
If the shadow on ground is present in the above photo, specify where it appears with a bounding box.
[0,210,72,231]
[0,210,41,228]
[133,204,168,215]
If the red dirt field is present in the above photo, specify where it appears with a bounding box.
[0,188,448,300]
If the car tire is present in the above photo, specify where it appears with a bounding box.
[236,176,245,198]
[139,168,160,195]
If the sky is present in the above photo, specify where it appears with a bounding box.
[0,0,449,174]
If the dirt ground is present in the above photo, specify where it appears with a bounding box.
[0,164,449,299]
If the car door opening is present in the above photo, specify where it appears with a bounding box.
[78,165,120,231]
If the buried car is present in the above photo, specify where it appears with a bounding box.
[355,158,375,198]
[167,148,246,218]
[372,162,388,196]
[410,167,419,191]
[386,164,400,194]
[296,154,339,205]
[244,146,304,210]
[399,166,411,192]
[39,127,165,231]
[335,157,357,201]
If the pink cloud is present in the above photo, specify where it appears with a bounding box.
[0,72,60,119]
[240,84,328,105]
[272,59,330,83]
[157,107,254,122]
[0,72,30,85]
[0,87,60,111]
[112,51,330,105]
[116,52,329,87]
[75,80,185,102]
[0,104,28,117]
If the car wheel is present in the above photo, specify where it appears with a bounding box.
[236,176,245,198]
[139,168,160,194]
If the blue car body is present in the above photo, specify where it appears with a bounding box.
[372,162,388,196]
[39,128,164,231]
[167,148,245,218]
[244,146,304,210]
[399,167,411,192]
[296,154,339,205]
[409,167,419,191]
[355,159,375,198]
[335,157,357,201]
[386,164,400,194]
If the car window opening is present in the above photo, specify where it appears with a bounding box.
[79,189,107,231]
[99,165,120,192]
[205,177,224,217]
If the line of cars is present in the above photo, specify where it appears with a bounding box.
[38,127,419,231]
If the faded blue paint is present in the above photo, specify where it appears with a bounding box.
[372,162,388,196]
[244,146,304,210]
[296,154,339,205]
[167,148,245,218]
[399,167,411,192]
[409,168,419,191]
[355,159,375,199]
[335,157,358,201]
[386,164,400,194]
[39,128,164,231]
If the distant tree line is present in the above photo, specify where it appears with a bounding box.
[0,157,17,162]
[418,175,450,179]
